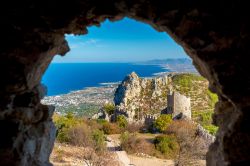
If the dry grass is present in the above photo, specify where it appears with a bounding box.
[51,143,120,166]
[102,122,121,134]
[126,122,143,133]
[67,124,92,147]
[50,142,87,165]
[120,133,156,156]
[167,120,208,166]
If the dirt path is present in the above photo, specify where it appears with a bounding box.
[106,135,175,166]
[129,155,175,166]
[106,136,131,166]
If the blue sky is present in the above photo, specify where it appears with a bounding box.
[53,17,188,63]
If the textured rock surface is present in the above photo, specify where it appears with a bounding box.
[114,72,211,122]
[114,72,169,122]
[1,0,250,165]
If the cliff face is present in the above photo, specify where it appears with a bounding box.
[114,72,215,123]
[114,72,170,121]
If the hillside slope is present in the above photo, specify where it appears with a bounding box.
[114,72,218,133]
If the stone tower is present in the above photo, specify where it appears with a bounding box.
[167,91,191,119]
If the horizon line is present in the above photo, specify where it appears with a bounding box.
[51,57,191,64]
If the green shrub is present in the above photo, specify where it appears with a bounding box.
[53,113,95,146]
[207,90,218,107]
[120,133,137,154]
[53,113,107,149]
[154,135,179,158]
[53,112,81,142]
[96,119,108,125]
[92,129,106,152]
[172,74,205,95]
[200,111,213,124]
[120,131,130,144]
[203,124,218,135]
[153,114,172,132]
[192,110,218,135]
[116,115,128,128]
[103,103,116,115]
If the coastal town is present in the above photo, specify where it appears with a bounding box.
[41,84,118,116]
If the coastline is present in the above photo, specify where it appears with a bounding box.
[43,62,197,98]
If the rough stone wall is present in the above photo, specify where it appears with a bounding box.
[134,114,160,126]
[167,91,191,119]
[1,0,250,165]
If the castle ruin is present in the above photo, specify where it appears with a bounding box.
[167,91,191,119]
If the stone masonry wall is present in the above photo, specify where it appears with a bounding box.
[167,91,191,119]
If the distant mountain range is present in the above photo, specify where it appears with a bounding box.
[136,58,197,74]
[140,58,192,65]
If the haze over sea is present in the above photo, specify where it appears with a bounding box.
[42,63,167,96]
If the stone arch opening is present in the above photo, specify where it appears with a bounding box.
[1,1,249,165]
[43,18,213,165]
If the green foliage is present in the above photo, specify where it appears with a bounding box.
[207,90,218,107]
[153,114,172,132]
[96,119,108,125]
[172,73,219,135]
[161,90,167,98]
[53,112,81,142]
[192,111,218,135]
[120,131,130,144]
[116,115,128,128]
[200,111,213,124]
[54,113,107,151]
[154,135,179,158]
[172,73,205,95]
[203,124,218,135]
[65,111,74,119]
[92,129,106,152]
[103,103,116,115]
[56,104,100,117]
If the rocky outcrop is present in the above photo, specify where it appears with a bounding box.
[114,72,213,123]
[114,72,169,122]
[92,109,110,121]
[197,123,215,145]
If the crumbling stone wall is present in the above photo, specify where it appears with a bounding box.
[1,0,250,165]
[167,91,191,119]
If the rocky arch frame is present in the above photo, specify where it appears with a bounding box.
[1,0,249,165]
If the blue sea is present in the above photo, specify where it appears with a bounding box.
[42,63,167,96]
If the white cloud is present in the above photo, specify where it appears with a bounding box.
[68,38,101,49]
[85,39,98,44]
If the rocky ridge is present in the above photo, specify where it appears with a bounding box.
[114,72,170,122]
[114,72,214,123]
